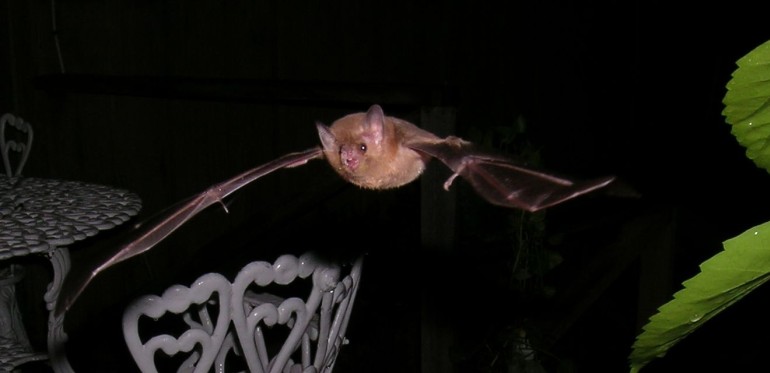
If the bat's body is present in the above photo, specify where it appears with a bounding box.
[55,104,615,316]
[317,106,439,189]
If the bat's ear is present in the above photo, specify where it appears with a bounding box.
[316,121,337,151]
[364,104,385,145]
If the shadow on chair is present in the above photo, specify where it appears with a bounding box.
[122,252,363,373]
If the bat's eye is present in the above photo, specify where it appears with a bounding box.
[359,144,367,153]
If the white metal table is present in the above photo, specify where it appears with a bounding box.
[0,175,141,372]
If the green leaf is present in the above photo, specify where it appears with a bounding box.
[628,221,770,372]
[723,39,770,173]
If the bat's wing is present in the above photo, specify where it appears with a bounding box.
[407,137,615,212]
[56,147,324,316]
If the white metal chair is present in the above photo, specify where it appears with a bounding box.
[123,252,363,373]
[0,113,46,372]
[1,112,33,178]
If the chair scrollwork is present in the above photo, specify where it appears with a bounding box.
[1,113,33,178]
[123,252,363,373]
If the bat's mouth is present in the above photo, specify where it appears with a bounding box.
[342,156,359,170]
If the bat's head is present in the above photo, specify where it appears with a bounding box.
[316,104,425,189]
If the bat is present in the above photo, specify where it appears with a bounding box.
[55,104,615,316]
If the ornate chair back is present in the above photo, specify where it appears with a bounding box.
[1,113,33,178]
[122,252,363,373]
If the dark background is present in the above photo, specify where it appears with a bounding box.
[3,1,770,372]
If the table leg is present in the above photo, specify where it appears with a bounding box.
[44,247,74,373]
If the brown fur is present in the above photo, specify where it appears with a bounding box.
[317,106,437,189]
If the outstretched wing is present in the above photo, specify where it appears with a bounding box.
[56,147,324,316]
[407,138,615,212]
